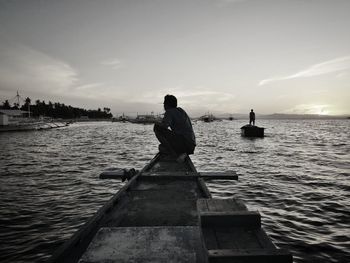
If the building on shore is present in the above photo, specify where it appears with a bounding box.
[0,109,31,126]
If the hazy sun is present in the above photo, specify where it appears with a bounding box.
[312,105,330,115]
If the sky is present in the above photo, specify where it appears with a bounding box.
[0,0,349,117]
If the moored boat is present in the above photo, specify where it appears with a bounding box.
[112,113,129,122]
[50,153,292,262]
[200,113,216,122]
[128,114,162,124]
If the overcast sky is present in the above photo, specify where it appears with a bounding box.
[0,0,349,116]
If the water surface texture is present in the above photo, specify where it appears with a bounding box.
[0,120,349,262]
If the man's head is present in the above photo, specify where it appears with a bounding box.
[251,109,254,112]
[164,95,177,110]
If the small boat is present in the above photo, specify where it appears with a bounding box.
[128,114,162,124]
[50,153,292,262]
[112,114,128,123]
[241,124,265,137]
[200,113,216,122]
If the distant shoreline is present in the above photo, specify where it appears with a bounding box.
[70,116,350,122]
[204,114,349,120]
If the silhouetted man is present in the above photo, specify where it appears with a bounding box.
[154,95,196,161]
[249,109,255,125]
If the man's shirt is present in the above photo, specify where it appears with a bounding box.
[162,107,196,146]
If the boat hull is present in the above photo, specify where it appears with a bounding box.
[241,124,265,137]
[50,153,292,263]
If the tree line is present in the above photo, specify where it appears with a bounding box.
[0,97,113,119]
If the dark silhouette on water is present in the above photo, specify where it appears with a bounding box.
[249,109,255,125]
[241,109,264,137]
[153,95,196,161]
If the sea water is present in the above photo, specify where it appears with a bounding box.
[0,120,349,262]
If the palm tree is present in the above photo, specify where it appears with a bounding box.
[25,97,31,105]
[24,97,31,117]
[2,100,11,109]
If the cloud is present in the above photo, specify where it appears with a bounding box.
[0,41,119,103]
[132,85,237,113]
[75,83,104,91]
[220,0,245,2]
[0,41,121,107]
[111,84,237,114]
[101,58,123,69]
[213,0,246,4]
[259,56,350,86]
[0,42,79,95]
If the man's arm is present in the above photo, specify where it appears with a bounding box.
[156,111,172,129]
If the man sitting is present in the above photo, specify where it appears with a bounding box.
[154,95,196,162]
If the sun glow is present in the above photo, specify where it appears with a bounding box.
[316,107,329,115]
[283,104,332,115]
[311,105,330,115]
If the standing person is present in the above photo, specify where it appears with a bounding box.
[249,109,255,125]
[154,95,196,161]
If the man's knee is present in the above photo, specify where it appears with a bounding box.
[154,124,170,143]
[153,123,163,134]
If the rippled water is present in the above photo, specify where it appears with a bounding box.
[0,120,349,262]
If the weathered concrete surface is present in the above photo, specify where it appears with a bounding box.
[80,226,207,263]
